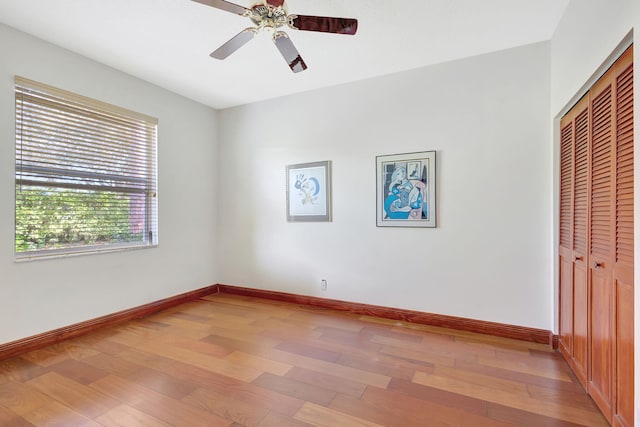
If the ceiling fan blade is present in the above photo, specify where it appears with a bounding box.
[211,28,257,59]
[191,0,249,16]
[290,15,358,35]
[265,0,285,7]
[273,32,307,73]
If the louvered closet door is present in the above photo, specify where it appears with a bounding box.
[571,100,590,387]
[559,45,633,426]
[587,47,634,424]
[613,49,633,427]
[558,96,589,388]
[588,74,614,420]
[558,112,575,360]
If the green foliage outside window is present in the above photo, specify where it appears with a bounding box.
[15,187,144,253]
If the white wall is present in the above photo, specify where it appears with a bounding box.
[549,0,637,422]
[218,42,552,330]
[551,0,635,115]
[0,24,219,344]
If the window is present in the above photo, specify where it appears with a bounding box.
[15,77,158,259]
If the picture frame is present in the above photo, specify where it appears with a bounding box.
[376,151,436,227]
[286,160,332,222]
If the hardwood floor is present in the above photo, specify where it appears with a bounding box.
[0,294,608,426]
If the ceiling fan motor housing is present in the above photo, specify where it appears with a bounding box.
[248,4,291,30]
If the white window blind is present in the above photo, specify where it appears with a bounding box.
[15,76,158,258]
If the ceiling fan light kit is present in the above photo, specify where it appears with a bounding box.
[193,0,358,73]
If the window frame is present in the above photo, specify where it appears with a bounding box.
[14,76,158,260]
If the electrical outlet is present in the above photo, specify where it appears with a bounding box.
[321,279,327,291]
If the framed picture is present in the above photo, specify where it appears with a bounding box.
[286,160,331,222]
[376,151,436,227]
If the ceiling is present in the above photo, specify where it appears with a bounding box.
[0,0,570,109]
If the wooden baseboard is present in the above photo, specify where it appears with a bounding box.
[1,283,555,361]
[0,284,219,361]
[217,284,554,346]
[552,334,560,350]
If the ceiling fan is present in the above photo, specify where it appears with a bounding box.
[192,0,358,73]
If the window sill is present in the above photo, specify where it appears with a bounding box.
[15,243,158,263]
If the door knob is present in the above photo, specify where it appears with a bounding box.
[575,256,583,261]
[594,262,603,269]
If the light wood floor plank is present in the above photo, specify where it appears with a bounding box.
[120,338,264,383]
[90,375,230,427]
[23,401,101,427]
[333,389,517,427]
[224,351,292,376]
[258,411,314,427]
[26,372,119,419]
[285,311,365,333]
[201,333,281,355]
[116,348,306,418]
[252,372,336,407]
[181,387,269,426]
[431,364,529,397]
[95,404,171,427]
[285,366,367,398]
[294,402,384,427]
[0,357,48,384]
[412,371,608,426]
[0,380,52,416]
[477,355,573,382]
[379,344,456,367]
[0,403,34,427]
[370,332,490,361]
[260,348,391,389]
